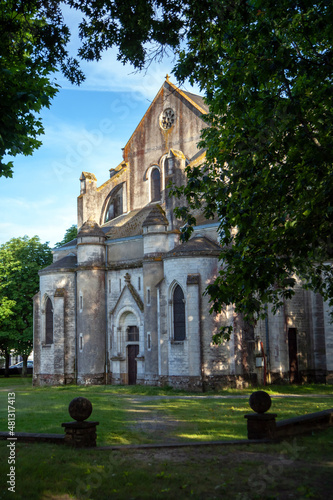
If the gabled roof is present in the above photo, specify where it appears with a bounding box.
[39,253,77,274]
[123,77,208,151]
[164,236,221,258]
[102,205,166,239]
[166,79,208,114]
[142,206,169,227]
[77,219,105,238]
[111,282,144,314]
[53,238,77,251]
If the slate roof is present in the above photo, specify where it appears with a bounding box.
[101,206,160,239]
[164,236,221,258]
[182,90,209,113]
[142,206,169,227]
[77,219,105,238]
[39,254,77,274]
[54,238,77,250]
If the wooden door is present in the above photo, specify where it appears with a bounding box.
[288,328,299,383]
[127,344,139,385]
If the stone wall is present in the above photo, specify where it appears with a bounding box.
[34,271,76,386]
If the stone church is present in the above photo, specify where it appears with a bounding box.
[33,78,333,389]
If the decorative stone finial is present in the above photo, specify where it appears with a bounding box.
[68,397,93,422]
[124,272,131,284]
[62,397,99,448]
[249,390,272,414]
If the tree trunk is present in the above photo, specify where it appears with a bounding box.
[22,353,28,377]
[4,350,10,378]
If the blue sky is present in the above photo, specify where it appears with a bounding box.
[0,11,201,248]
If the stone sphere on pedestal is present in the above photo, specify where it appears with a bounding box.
[68,397,93,421]
[249,391,272,414]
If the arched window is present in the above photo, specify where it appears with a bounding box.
[45,298,53,344]
[173,285,185,341]
[151,168,161,202]
[105,185,124,223]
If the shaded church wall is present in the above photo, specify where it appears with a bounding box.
[33,271,76,386]
[323,296,333,384]
[107,237,143,264]
[142,257,164,384]
[76,268,106,384]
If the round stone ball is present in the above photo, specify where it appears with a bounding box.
[249,391,272,414]
[68,397,93,421]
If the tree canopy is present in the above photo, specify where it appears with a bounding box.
[1,0,332,339]
[0,236,52,363]
[54,224,78,248]
[0,0,183,177]
[171,0,333,339]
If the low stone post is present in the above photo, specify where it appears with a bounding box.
[62,397,99,448]
[244,391,277,440]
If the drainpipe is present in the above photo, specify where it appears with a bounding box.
[74,271,77,384]
[198,275,205,392]
[105,243,108,385]
[265,304,270,366]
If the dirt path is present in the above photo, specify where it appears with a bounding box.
[125,397,183,443]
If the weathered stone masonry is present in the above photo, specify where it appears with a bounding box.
[33,78,333,389]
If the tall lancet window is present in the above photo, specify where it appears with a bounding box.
[151,168,161,202]
[45,297,53,344]
[173,285,185,341]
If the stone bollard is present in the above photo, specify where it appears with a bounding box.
[244,391,277,440]
[62,397,99,448]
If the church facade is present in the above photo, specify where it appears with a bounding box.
[33,78,333,389]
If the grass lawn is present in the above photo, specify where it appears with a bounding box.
[0,377,332,499]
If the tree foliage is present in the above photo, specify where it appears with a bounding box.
[2,1,332,340]
[0,0,183,177]
[171,0,333,339]
[0,236,52,361]
[54,224,78,248]
[0,2,58,177]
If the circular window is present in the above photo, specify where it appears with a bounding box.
[160,108,175,130]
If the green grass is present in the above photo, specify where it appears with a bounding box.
[0,378,333,499]
[0,430,333,499]
[1,378,332,445]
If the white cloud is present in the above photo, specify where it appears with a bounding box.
[0,196,77,247]
[0,196,57,211]
[41,121,124,185]
[56,5,202,98]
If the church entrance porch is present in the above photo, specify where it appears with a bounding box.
[110,309,143,385]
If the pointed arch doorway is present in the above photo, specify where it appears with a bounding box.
[118,311,140,385]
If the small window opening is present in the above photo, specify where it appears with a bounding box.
[127,326,139,342]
